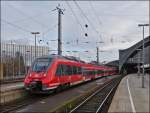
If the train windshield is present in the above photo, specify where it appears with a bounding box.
[32,58,53,72]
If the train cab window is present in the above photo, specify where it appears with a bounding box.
[32,58,52,72]
[56,64,62,76]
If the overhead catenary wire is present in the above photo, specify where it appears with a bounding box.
[65,1,85,46]
[8,4,49,28]
[12,11,54,23]
[40,23,58,45]
[65,1,84,33]
[73,0,101,38]
[1,19,31,33]
[88,1,102,27]
[42,23,58,38]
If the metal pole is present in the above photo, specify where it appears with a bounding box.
[58,9,62,55]
[25,46,27,74]
[6,44,8,79]
[138,23,149,88]
[142,26,145,88]
[138,50,140,77]
[53,5,64,55]
[136,49,142,77]
[12,44,15,79]
[31,46,32,63]
[96,47,99,64]
[18,45,21,77]
[35,34,37,58]
[31,32,40,59]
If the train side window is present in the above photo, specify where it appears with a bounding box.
[91,70,95,75]
[66,65,72,75]
[77,67,82,74]
[92,70,94,75]
[94,70,97,75]
[92,70,95,75]
[73,66,77,75]
[98,70,104,74]
[95,70,97,75]
[56,64,62,76]
[62,64,67,75]
[82,68,86,76]
[85,70,89,75]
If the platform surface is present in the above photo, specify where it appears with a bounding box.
[108,73,149,112]
[0,82,24,92]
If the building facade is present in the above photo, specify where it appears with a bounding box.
[0,43,50,80]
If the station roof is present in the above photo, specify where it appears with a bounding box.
[119,36,150,71]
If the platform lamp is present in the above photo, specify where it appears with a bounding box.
[138,24,149,88]
[31,32,40,58]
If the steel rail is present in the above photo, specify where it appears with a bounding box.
[95,81,118,113]
[69,77,120,113]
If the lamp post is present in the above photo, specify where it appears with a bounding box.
[138,24,149,88]
[31,32,40,58]
[25,50,30,74]
[136,49,142,77]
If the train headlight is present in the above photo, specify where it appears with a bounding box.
[29,73,32,77]
[43,73,47,77]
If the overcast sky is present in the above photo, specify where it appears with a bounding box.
[1,1,149,62]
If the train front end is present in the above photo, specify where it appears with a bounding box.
[24,57,54,92]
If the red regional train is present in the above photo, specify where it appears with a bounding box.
[24,55,117,93]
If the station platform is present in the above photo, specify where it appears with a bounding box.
[108,73,149,112]
[0,82,24,104]
[0,82,24,92]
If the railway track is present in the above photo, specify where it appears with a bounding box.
[69,77,121,113]
[0,93,51,113]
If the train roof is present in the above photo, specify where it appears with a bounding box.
[36,55,117,70]
[36,54,85,63]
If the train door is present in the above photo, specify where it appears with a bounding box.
[55,64,63,85]
[71,66,78,83]
[77,67,83,81]
[60,64,68,84]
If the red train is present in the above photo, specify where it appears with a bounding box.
[24,55,117,93]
